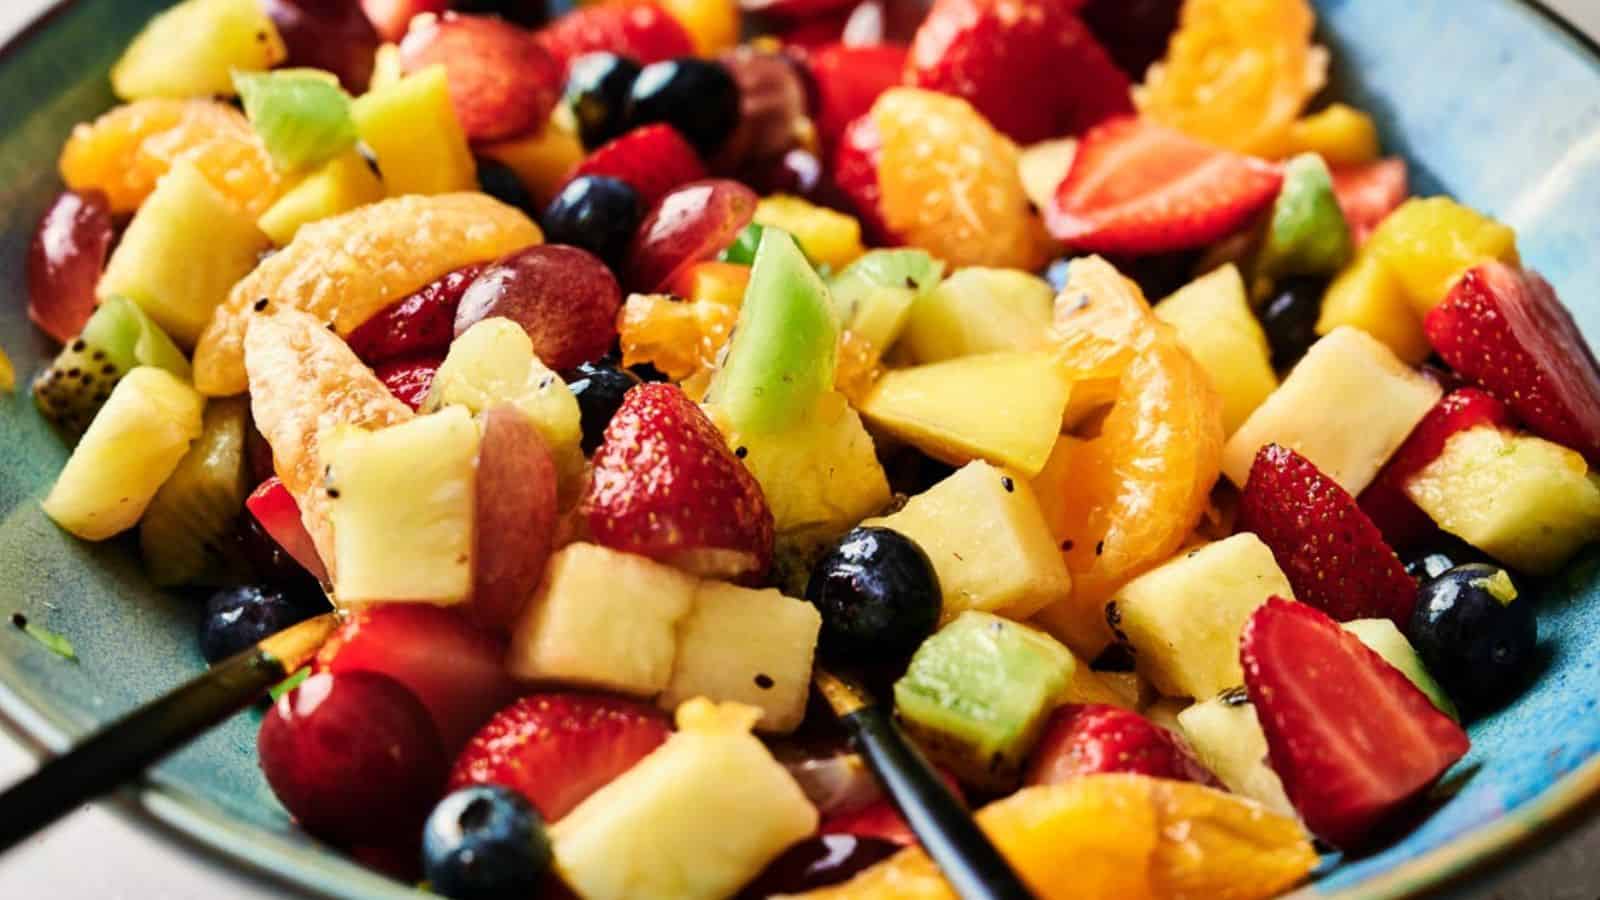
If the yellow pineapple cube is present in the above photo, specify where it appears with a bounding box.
[1018,137,1077,213]
[258,151,385,245]
[1155,265,1278,435]
[111,0,286,101]
[369,43,402,92]
[1406,427,1600,574]
[1317,252,1432,364]
[351,65,476,196]
[1365,197,1519,316]
[902,267,1055,365]
[1177,696,1296,819]
[1283,103,1380,166]
[754,195,866,271]
[479,112,587,209]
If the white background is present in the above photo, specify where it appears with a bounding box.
[2,0,1600,897]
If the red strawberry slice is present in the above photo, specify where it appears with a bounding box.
[1237,443,1417,626]
[374,353,443,411]
[536,2,695,76]
[907,0,1130,145]
[246,477,329,585]
[564,124,708,210]
[1426,262,1600,465]
[449,692,672,821]
[316,604,519,753]
[1332,157,1408,246]
[584,382,775,581]
[1242,598,1470,848]
[1047,116,1284,255]
[831,114,898,246]
[1024,703,1219,788]
[346,263,485,365]
[802,43,909,152]
[1358,389,1515,549]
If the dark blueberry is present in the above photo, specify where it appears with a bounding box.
[451,0,548,27]
[566,52,643,150]
[1402,536,1490,583]
[541,175,643,270]
[1409,563,1538,710]
[806,527,941,660]
[1259,276,1327,369]
[566,361,642,453]
[624,59,742,157]
[882,447,958,499]
[422,785,552,900]
[199,584,325,664]
[1109,250,1204,302]
[1043,257,1073,292]
[737,835,900,898]
[475,158,539,219]
[717,222,765,266]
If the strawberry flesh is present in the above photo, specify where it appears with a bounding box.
[1425,262,1600,464]
[565,123,708,210]
[1237,443,1417,625]
[819,769,963,847]
[1331,157,1408,246]
[374,353,443,412]
[1242,598,1470,848]
[802,43,908,152]
[830,114,897,246]
[1047,116,1283,256]
[536,2,695,76]
[449,692,672,821]
[1359,389,1515,550]
[345,263,484,365]
[1024,703,1219,788]
[246,477,329,585]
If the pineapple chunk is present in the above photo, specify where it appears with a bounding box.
[479,114,586,208]
[324,407,479,605]
[866,461,1071,624]
[1155,265,1278,435]
[97,161,272,348]
[1108,534,1294,700]
[1283,103,1380,166]
[1365,197,1519,316]
[1018,138,1078,213]
[258,151,385,245]
[753,195,865,271]
[1177,695,1296,819]
[43,368,205,541]
[351,65,476,196]
[659,582,822,734]
[552,699,818,900]
[902,268,1055,365]
[111,0,286,101]
[369,44,402,92]
[860,352,1072,477]
[1406,427,1600,574]
[508,544,697,696]
[1222,327,1442,494]
[1317,252,1432,364]
[1344,618,1458,720]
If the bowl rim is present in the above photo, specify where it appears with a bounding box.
[2,1,1599,898]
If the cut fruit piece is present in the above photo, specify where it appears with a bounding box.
[754,195,865,272]
[247,477,328,584]
[323,405,479,606]
[233,69,357,174]
[1222,327,1442,494]
[350,65,477,197]
[1332,157,1409,245]
[902,268,1054,365]
[96,160,271,348]
[478,114,587,209]
[1405,426,1600,575]
[138,397,252,586]
[1256,153,1352,280]
[1364,197,1518,316]
[829,249,945,353]
[508,543,697,697]
[1343,619,1459,721]
[1316,251,1431,365]
[551,699,818,900]
[111,0,286,101]
[865,462,1071,625]
[1108,533,1293,700]
[1018,138,1079,215]
[893,611,1076,790]
[257,151,385,245]
[1025,704,1219,788]
[1282,103,1380,166]
[32,296,190,437]
[659,581,822,734]
[859,352,1072,478]
[1176,694,1295,819]
[42,367,205,541]
[1154,264,1277,436]
[794,774,1317,900]
[470,405,560,631]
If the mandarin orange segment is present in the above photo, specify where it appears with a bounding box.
[193,193,542,396]
[59,99,282,217]
[618,291,740,382]
[872,88,1054,271]
[1134,0,1327,157]
[786,775,1317,900]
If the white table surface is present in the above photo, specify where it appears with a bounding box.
[4,1,1600,897]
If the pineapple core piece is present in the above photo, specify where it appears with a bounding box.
[552,699,818,900]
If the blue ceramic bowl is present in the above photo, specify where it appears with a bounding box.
[1,1,1598,897]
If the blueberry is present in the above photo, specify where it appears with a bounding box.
[1043,258,1073,292]
[566,52,643,150]
[1259,276,1327,369]
[1409,563,1538,710]
[624,59,741,157]
[476,159,539,220]
[566,361,642,453]
[423,785,552,900]
[1110,250,1204,302]
[806,527,941,660]
[541,175,643,270]
[198,584,326,664]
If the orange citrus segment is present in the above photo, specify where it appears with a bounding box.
[193,193,542,396]
[1134,0,1327,157]
[59,99,282,217]
[786,774,1317,900]
[618,291,740,383]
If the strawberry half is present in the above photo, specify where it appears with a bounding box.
[536,2,695,76]
[1242,598,1470,848]
[1237,443,1417,626]
[1358,389,1515,550]
[246,477,328,584]
[1425,261,1600,464]
[346,263,485,365]
[906,0,1131,145]
[374,353,443,412]
[830,114,897,246]
[564,124,708,210]
[802,43,909,152]
[1024,704,1219,788]
[585,383,774,580]
[1047,116,1284,255]
[316,604,519,753]
[1331,157,1408,246]
[449,692,672,821]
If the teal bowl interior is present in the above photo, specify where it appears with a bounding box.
[1,1,1599,897]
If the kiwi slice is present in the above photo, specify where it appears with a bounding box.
[33,296,190,437]
[139,397,254,586]
[234,69,358,174]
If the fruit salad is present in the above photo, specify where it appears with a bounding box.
[19,0,1600,896]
